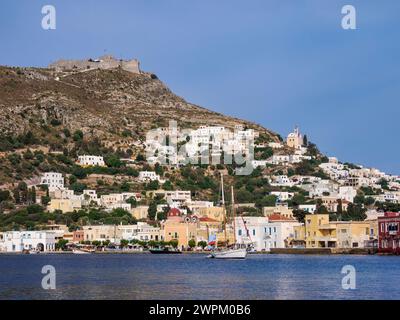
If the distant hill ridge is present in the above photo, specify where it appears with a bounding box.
[0,55,280,143]
[49,55,141,74]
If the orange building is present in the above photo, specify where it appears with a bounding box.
[162,208,198,250]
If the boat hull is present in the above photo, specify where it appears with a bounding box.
[149,249,182,254]
[72,249,92,254]
[210,248,247,259]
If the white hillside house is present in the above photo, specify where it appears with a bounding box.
[165,190,192,207]
[40,172,64,191]
[77,155,105,167]
[251,160,269,168]
[138,171,161,182]
[100,192,141,211]
[269,175,295,187]
[268,142,283,149]
[270,191,294,201]
[298,204,317,213]
[298,180,338,198]
[373,192,400,204]
[338,186,357,203]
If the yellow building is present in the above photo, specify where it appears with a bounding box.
[286,127,304,149]
[317,196,350,212]
[303,214,334,248]
[334,221,375,248]
[293,225,306,247]
[47,198,82,213]
[295,214,377,248]
[82,225,121,243]
[162,212,198,249]
[198,207,226,222]
[131,206,149,220]
[263,204,294,219]
[367,219,378,239]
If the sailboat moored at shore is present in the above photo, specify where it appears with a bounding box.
[209,245,247,259]
[208,176,247,259]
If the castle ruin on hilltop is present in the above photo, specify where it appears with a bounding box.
[49,55,140,74]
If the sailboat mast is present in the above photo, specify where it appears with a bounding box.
[220,173,225,206]
[221,174,227,246]
[231,186,236,244]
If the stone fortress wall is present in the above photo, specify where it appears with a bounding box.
[49,55,140,74]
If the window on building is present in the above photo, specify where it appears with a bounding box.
[388,223,399,232]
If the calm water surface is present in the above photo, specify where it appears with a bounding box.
[0,253,398,300]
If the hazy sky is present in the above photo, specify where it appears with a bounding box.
[1,1,399,174]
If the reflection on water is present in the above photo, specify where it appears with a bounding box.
[0,253,398,300]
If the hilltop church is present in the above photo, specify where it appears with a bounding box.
[286,127,305,149]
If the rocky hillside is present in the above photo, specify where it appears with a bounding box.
[0,61,280,144]
[0,58,286,186]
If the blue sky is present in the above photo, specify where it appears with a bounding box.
[1,1,399,174]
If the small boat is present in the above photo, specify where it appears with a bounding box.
[209,247,247,259]
[104,246,122,252]
[72,248,94,254]
[149,247,182,254]
[23,248,40,254]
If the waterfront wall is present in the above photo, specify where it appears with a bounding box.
[270,248,377,255]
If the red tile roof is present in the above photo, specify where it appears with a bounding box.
[268,213,296,222]
[384,212,400,217]
[168,208,181,217]
[199,217,219,223]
